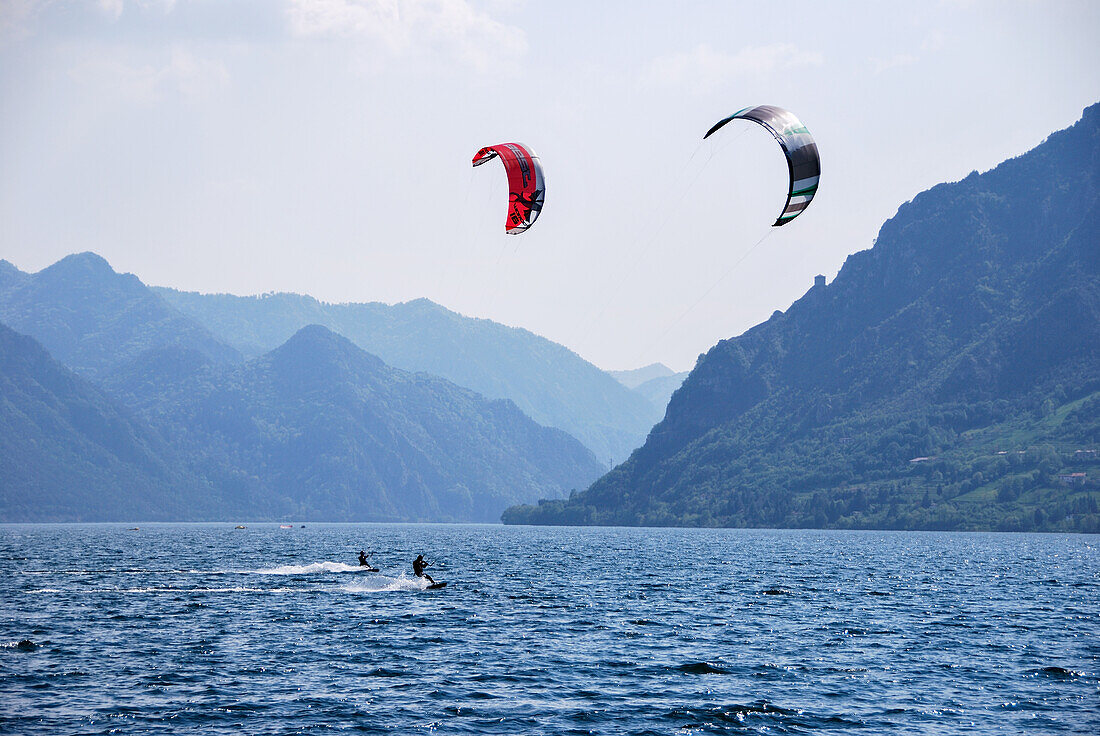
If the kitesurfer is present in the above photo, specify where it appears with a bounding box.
[413,554,435,585]
[358,550,370,567]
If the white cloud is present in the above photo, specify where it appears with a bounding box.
[922,29,947,52]
[97,0,178,18]
[870,29,947,75]
[3,0,180,42]
[285,0,526,72]
[69,45,229,103]
[871,53,918,74]
[0,0,47,41]
[97,0,125,19]
[644,43,823,93]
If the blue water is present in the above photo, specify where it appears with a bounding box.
[1,524,1097,734]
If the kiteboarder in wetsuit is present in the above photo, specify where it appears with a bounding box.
[413,554,435,585]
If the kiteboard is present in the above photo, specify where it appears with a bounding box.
[427,582,447,590]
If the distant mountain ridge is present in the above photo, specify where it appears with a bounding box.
[0,322,215,521]
[153,287,661,461]
[633,372,689,413]
[108,324,605,522]
[609,363,677,389]
[0,253,241,379]
[610,362,690,413]
[504,103,1100,532]
[0,251,634,521]
[0,321,604,522]
[2,251,661,470]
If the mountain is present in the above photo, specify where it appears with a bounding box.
[0,322,215,521]
[152,288,661,461]
[609,363,677,389]
[0,253,608,522]
[106,325,606,522]
[610,362,690,412]
[0,253,241,379]
[632,371,689,412]
[503,103,1100,533]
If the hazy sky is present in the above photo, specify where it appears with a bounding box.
[2,1,1098,371]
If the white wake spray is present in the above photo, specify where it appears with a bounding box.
[342,573,431,593]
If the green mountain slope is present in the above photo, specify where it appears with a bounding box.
[0,323,215,521]
[503,103,1100,533]
[153,289,661,462]
[108,325,605,522]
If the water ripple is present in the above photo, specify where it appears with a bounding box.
[1,523,1097,735]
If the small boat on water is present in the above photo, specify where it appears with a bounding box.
[235,525,246,529]
[279,524,293,529]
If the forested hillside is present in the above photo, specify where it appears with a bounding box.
[504,103,1100,533]
[97,326,605,522]
[0,323,214,521]
[155,289,661,462]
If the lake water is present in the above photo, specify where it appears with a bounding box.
[2,524,1097,734]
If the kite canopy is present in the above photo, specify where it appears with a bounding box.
[472,142,545,234]
[704,105,820,226]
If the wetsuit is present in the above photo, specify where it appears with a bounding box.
[414,557,435,584]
